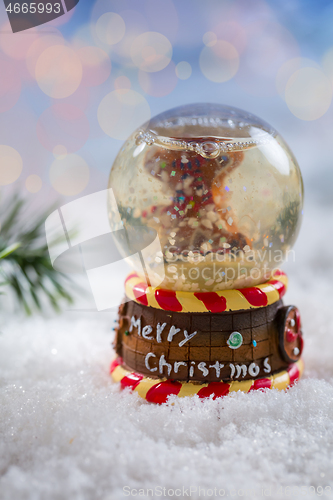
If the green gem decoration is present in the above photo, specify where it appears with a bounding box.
[124,330,130,336]
[227,331,243,349]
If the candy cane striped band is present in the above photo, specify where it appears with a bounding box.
[110,357,303,404]
[125,270,288,313]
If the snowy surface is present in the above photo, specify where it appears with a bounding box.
[1,207,333,500]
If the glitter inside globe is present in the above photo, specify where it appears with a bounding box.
[108,103,303,292]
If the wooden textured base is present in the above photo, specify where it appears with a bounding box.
[114,298,292,383]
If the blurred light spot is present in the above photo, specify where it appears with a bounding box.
[50,154,89,196]
[276,57,319,98]
[53,145,68,159]
[114,75,131,92]
[98,90,150,140]
[0,145,22,185]
[25,174,42,193]
[0,57,21,113]
[203,32,217,47]
[131,32,172,72]
[96,13,125,46]
[139,61,177,96]
[175,61,192,80]
[0,21,38,60]
[26,31,65,78]
[37,103,89,154]
[211,22,247,54]
[235,22,299,97]
[285,67,332,121]
[94,9,148,65]
[200,41,239,83]
[322,47,333,84]
[36,46,82,99]
[77,46,111,87]
[144,0,179,42]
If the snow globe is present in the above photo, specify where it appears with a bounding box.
[108,103,304,403]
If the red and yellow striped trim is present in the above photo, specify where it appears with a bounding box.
[124,270,288,313]
[110,357,304,404]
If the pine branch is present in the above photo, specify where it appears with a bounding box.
[0,194,74,315]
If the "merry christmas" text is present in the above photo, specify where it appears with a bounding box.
[144,353,272,379]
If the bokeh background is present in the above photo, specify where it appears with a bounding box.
[0,0,333,310]
[0,0,332,205]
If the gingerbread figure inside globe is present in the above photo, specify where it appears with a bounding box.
[108,103,304,403]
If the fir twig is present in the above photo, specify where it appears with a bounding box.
[0,194,74,314]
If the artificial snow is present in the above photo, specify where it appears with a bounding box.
[1,207,333,500]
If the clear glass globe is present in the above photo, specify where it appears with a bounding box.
[108,103,303,292]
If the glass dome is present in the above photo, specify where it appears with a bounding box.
[108,103,303,292]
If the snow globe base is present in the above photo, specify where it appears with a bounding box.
[110,272,304,404]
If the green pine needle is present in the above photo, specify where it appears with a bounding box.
[0,193,74,315]
[0,242,21,260]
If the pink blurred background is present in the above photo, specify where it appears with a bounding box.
[0,0,332,212]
